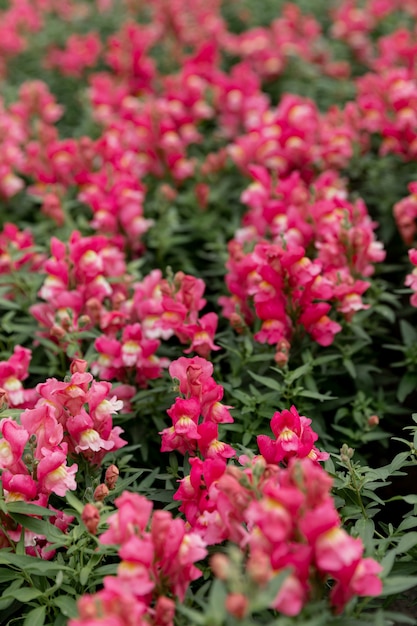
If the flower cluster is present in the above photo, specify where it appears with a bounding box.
[210,457,382,616]
[220,171,384,359]
[0,358,125,553]
[31,233,219,376]
[173,403,329,546]
[160,356,234,458]
[70,491,207,626]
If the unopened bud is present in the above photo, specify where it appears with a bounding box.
[105,464,119,490]
[93,483,109,502]
[247,551,271,585]
[78,315,91,328]
[210,553,231,580]
[70,359,88,374]
[154,595,175,626]
[340,443,354,462]
[0,388,8,409]
[225,593,249,620]
[230,312,246,334]
[368,414,379,427]
[81,503,100,535]
[50,324,66,339]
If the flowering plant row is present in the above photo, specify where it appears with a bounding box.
[2,0,417,624]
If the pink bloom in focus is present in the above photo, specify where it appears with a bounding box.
[37,447,78,496]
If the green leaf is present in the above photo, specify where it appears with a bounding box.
[284,363,311,384]
[0,552,71,575]
[9,513,66,544]
[23,605,46,626]
[248,370,282,391]
[343,358,356,378]
[53,595,79,618]
[6,587,44,602]
[298,389,336,401]
[6,502,55,517]
[398,516,417,532]
[403,495,417,505]
[400,320,417,347]
[355,518,375,553]
[207,578,227,622]
[381,575,417,596]
[65,492,85,515]
[380,550,396,577]
[397,372,417,403]
[250,569,290,611]
[175,605,205,625]
[396,532,417,554]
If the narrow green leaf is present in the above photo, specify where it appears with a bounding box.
[400,320,417,347]
[65,492,84,515]
[298,389,336,401]
[396,532,417,554]
[53,595,79,618]
[284,363,311,384]
[381,575,417,596]
[248,370,282,391]
[6,587,44,602]
[23,605,46,626]
[397,372,417,403]
[250,569,290,611]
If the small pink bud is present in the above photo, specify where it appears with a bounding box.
[50,324,66,339]
[93,483,109,502]
[225,593,249,620]
[105,464,119,490]
[368,415,379,427]
[230,312,246,334]
[210,553,231,580]
[70,359,88,374]
[0,387,9,409]
[81,503,100,535]
[154,596,176,626]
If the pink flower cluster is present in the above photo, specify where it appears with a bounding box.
[31,234,220,376]
[220,171,384,359]
[160,356,234,458]
[0,358,125,553]
[405,249,417,307]
[209,458,382,616]
[45,33,102,77]
[0,345,36,408]
[228,94,356,180]
[92,270,220,386]
[223,4,350,82]
[173,404,329,546]
[70,491,207,626]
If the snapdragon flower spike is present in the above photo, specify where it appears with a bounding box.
[161,356,234,458]
[405,248,417,307]
[176,455,382,617]
[72,490,208,626]
[257,405,329,465]
[221,168,385,356]
[0,345,34,408]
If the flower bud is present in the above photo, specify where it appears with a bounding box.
[368,414,379,427]
[225,593,249,620]
[105,464,119,490]
[230,312,246,334]
[50,324,66,339]
[81,503,100,535]
[210,553,231,580]
[70,359,88,374]
[93,483,109,502]
[154,596,176,626]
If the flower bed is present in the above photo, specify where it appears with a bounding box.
[1,1,417,624]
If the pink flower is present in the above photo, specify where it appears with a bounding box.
[37,447,78,496]
[100,492,153,545]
